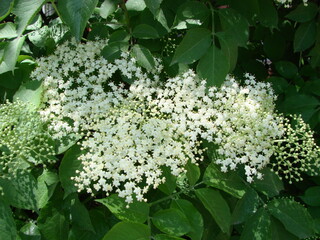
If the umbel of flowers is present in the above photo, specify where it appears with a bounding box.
[26,39,319,203]
[0,101,55,177]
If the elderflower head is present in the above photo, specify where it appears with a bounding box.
[275,0,308,7]
[211,74,284,182]
[0,101,55,177]
[31,39,163,139]
[272,115,320,183]
[72,69,218,203]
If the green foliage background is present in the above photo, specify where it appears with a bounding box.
[0,0,320,239]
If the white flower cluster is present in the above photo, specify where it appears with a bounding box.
[210,74,284,182]
[73,70,212,203]
[0,101,55,177]
[275,0,308,7]
[31,39,162,139]
[34,40,319,203]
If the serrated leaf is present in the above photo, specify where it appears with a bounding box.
[216,32,238,72]
[240,208,272,240]
[57,0,99,41]
[197,45,229,87]
[100,0,118,19]
[0,196,17,240]
[12,0,46,35]
[132,24,159,39]
[144,0,162,16]
[171,28,211,65]
[270,217,300,240]
[152,208,191,236]
[185,161,200,186]
[203,162,248,198]
[0,171,38,210]
[71,197,95,232]
[171,199,203,240]
[131,44,155,71]
[28,25,50,48]
[108,29,130,44]
[195,188,231,234]
[232,188,261,224]
[294,20,316,52]
[268,198,316,239]
[172,1,210,29]
[252,168,283,197]
[103,222,150,240]
[36,170,59,209]
[13,80,43,110]
[96,194,149,223]
[300,186,320,207]
[257,0,278,28]
[275,61,298,79]
[39,211,69,240]
[278,94,319,116]
[59,144,84,197]
[286,3,318,23]
[0,36,26,74]
[0,22,17,39]
[101,42,128,62]
[218,8,249,47]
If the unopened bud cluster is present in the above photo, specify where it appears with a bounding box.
[0,101,55,177]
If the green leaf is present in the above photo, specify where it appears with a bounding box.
[0,197,17,240]
[103,222,150,240]
[0,22,17,39]
[196,45,229,87]
[263,31,285,61]
[286,3,318,23]
[126,0,146,12]
[154,234,185,240]
[131,44,155,71]
[96,194,149,223]
[268,198,316,239]
[13,80,43,110]
[158,166,176,195]
[39,211,69,240]
[0,36,25,74]
[100,0,118,19]
[203,162,248,198]
[185,161,200,186]
[278,94,319,117]
[171,199,203,240]
[310,44,320,68]
[171,28,211,65]
[0,0,13,20]
[240,208,272,240]
[101,42,128,62]
[0,171,38,210]
[218,8,249,47]
[195,188,231,234]
[256,0,278,28]
[59,144,84,197]
[152,208,191,236]
[144,0,162,16]
[28,26,50,48]
[19,222,41,240]
[71,196,95,232]
[216,31,238,72]
[294,20,317,52]
[300,186,320,207]
[270,217,299,240]
[275,61,298,79]
[132,24,159,39]
[232,188,261,224]
[173,1,210,30]
[57,0,99,41]
[108,29,130,44]
[252,168,283,197]
[12,0,46,35]
[36,170,59,209]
